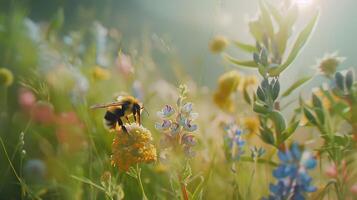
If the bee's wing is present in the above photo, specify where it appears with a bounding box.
[90,102,124,109]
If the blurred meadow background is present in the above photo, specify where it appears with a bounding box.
[0,0,357,199]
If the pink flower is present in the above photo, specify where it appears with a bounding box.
[351,183,357,194]
[55,112,87,152]
[325,163,338,178]
[115,53,134,77]
[18,88,36,110]
[30,101,55,124]
[55,112,81,125]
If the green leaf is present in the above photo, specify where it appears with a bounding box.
[249,19,264,42]
[224,54,258,68]
[270,110,286,133]
[271,79,280,100]
[280,121,299,142]
[345,70,354,90]
[314,108,325,124]
[260,128,275,145]
[335,71,345,91]
[253,102,270,114]
[233,40,257,53]
[312,93,323,109]
[47,8,64,38]
[259,0,275,38]
[269,11,319,76]
[281,76,312,97]
[303,107,318,125]
[256,86,266,101]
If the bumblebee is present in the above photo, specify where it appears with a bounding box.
[91,95,142,132]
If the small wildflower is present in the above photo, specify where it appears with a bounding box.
[217,70,241,94]
[116,52,134,76]
[23,159,46,183]
[209,36,228,53]
[155,119,171,131]
[239,75,258,91]
[157,105,175,118]
[315,52,345,77]
[325,163,338,178]
[156,85,198,158]
[92,66,111,80]
[30,101,55,124]
[224,123,245,161]
[111,123,157,171]
[243,116,260,135]
[264,143,317,200]
[350,183,357,194]
[0,68,14,87]
[250,146,265,161]
[18,88,36,111]
[213,70,241,112]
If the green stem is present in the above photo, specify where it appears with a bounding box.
[136,164,148,200]
[245,161,257,199]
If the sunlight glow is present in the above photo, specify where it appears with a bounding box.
[295,0,313,7]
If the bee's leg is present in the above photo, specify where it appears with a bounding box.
[137,112,141,125]
[132,106,141,124]
[118,118,128,133]
[125,116,129,122]
[132,107,137,123]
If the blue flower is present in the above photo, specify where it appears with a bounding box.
[183,119,198,132]
[264,143,317,200]
[224,123,245,161]
[157,105,175,118]
[181,102,193,113]
[155,119,171,131]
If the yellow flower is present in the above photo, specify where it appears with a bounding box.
[213,91,234,112]
[243,116,260,135]
[217,70,241,94]
[0,68,14,87]
[239,75,258,91]
[111,123,157,171]
[92,66,110,80]
[209,36,228,53]
[316,53,345,77]
[213,71,241,112]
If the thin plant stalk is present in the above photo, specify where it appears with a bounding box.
[136,164,148,200]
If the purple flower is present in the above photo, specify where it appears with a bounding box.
[157,105,175,118]
[183,119,198,132]
[155,120,171,131]
[224,123,245,161]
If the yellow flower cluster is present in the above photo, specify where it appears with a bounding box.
[213,70,241,112]
[92,66,111,80]
[213,71,258,112]
[0,68,14,87]
[316,53,345,77]
[111,123,157,171]
[209,36,228,53]
[239,75,258,91]
[243,116,260,135]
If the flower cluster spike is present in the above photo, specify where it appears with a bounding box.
[264,143,317,200]
[224,123,245,161]
[156,84,198,158]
